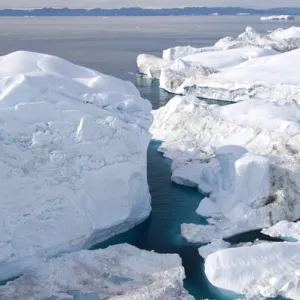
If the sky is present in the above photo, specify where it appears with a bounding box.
[1,0,300,9]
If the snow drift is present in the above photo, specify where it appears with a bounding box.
[0,51,152,281]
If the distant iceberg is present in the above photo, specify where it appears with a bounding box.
[261,15,295,21]
[0,51,152,281]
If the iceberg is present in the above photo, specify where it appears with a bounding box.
[151,95,300,241]
[205,239,300,299]
[138,46,277,83]
[0,51,152,281]
[137,26,300,98]
[262,220,300,241]
[137,53,172,79]
[214,26,300,52]
[172,48,300,102]
[261,15,295,21]
[0,243,194,300]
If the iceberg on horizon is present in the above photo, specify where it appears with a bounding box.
[0,51,152,281]
[261,15,295,21]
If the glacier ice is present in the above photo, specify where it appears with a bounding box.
[0,51,152,281]
[151,95,300,241]
[0,243,194,300]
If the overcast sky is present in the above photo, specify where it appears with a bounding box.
[1,0,300,9]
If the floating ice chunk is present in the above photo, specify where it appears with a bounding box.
[262,220,300,241]
[137,54,171,78]
[0,51,152,281]
[0,244,194,300]
[205,241,300,299]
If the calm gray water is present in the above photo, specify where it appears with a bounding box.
[1,16,298,299]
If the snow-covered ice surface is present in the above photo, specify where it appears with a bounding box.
[0,51,152,281]
[151,95,300,242]
[261,15,295,21]
[0,243,194,300]
[205,240,300,299]
[262,220,300,241]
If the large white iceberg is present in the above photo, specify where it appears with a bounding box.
[261,15,295,21]
[164,48,300,101]
[0,243,194,300]
[205,238,300,299]
[0,51,152,281]
[151,95,300,241]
